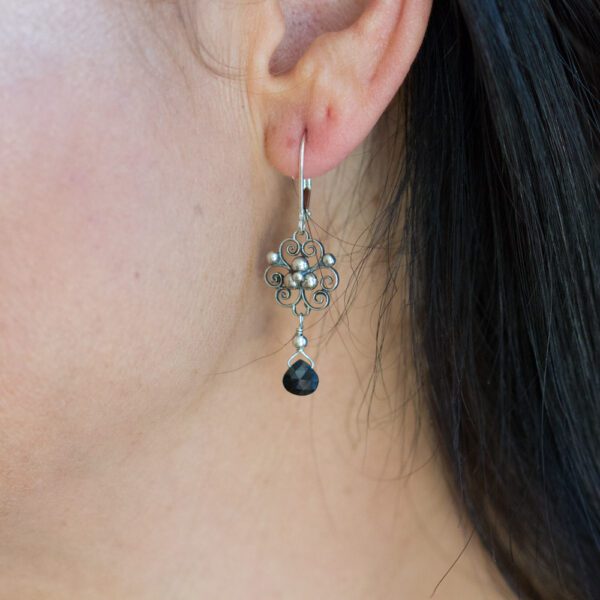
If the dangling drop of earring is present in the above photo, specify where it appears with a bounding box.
[264,131,340,395]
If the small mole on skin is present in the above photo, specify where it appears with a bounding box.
[134,271,140,280]
[193,203,203,216]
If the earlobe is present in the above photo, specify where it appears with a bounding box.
[246,0,432,179]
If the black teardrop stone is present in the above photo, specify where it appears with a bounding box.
[282,359,319,396]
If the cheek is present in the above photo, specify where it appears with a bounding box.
[0,3,252,487]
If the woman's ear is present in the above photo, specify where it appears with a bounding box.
[245,0,432,178]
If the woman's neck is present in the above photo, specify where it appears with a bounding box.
[0,155,512,599]
[0,286,511,599]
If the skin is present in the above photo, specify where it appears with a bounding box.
[0,1,515,598]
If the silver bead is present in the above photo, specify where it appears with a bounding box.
[284,273,298,289]
[322,253,336,267]
[292,271,304,284]
[302,273,318,289]
[293,334,308,349]
[291,257,309,272]
[266,251,280,265]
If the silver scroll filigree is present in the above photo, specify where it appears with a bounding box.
[264,226,339,319]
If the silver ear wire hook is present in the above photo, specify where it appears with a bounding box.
[297,131,311,232]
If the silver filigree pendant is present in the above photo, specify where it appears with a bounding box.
[263,134,339,395]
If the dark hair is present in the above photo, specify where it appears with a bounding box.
[369,1,599,597]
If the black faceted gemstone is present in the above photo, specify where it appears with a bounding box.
[282,359,319,396]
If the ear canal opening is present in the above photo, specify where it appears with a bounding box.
[268,2,368,76]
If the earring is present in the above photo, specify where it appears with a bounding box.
[264,131,340,396]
